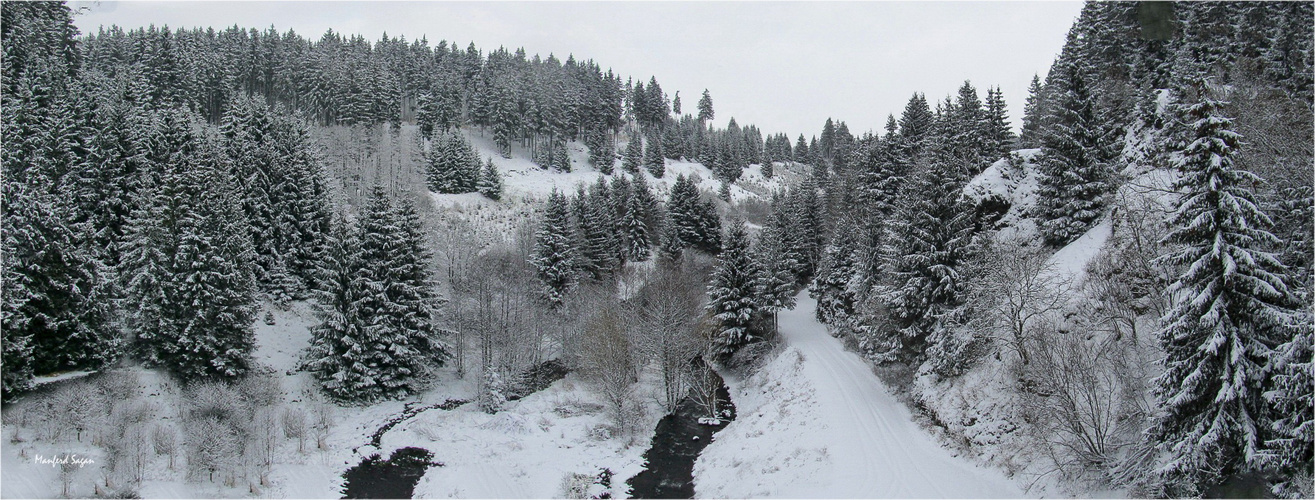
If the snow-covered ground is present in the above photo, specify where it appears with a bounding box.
[1,300,661,499]
[695,293,1024,498]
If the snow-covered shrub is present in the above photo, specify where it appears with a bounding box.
[238,369,283,408]
[726,339,780,373]
[559,472,595,499]
[186,416,241,483]
[186,381,249,423]
[480,412,534,435]
[478,365,508,414]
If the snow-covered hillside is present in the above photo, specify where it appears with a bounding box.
[451,130,801,205]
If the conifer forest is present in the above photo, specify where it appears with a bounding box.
[1,1,1311,498]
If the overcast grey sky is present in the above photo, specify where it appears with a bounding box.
[71,1,1084,137]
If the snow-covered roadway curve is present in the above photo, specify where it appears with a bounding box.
[694,292,1022,498]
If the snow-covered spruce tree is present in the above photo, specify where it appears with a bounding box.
[477,158,503,201]
[666,174,721,254]
[706,221,763,359]
[1018,74,1045,149]
[478,364,508,414]
[621,188,651,262]
[220,95,295,301]
[551,139,571,172]
[811,218,861,325]
[697,89,714,123]
[876,157,976,360]
[128,128,258,381]
[304,215,372,402]
[427,132,479,194]
[586,129,615,175]
[2,179,118,399]
[1266,315,1313,498]
[622,137,643,175]
[754,217,798,336]
[1150,91,1301,495]
[269,114,331,295]
[351,186,445,400]
[984,86,1015,159]
[574,182,620,281]
[1035,57,1116,246]
[532,189,580,306]
[644,131,666,178]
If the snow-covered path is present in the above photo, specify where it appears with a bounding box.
[694,293,1022,498]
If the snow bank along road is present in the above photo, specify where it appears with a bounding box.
[695,292,1022,498]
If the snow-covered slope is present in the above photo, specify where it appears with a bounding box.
[452,130,799,205]
[695,293,1023,498]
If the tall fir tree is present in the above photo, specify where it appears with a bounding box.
[622,137,643,175]
[644,131,666,178]
[531,189,579,305]
[697,89,714,123]
[1018,74,1045,148]
[304,214,372,401]
[353,186,445,400]
[1035,61,1115,246]
[706,221,762,358]
[1150,91,1300,495]
[477,158,503,201]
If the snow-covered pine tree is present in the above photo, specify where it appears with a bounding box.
[877,156,976,359]
[706,220,763,358]
[531,189,580,305]
[622,137,643,175]
[1150,90,1300,495]
[477,158,503,201]
[697,89,714,123]
[2,178,119,386]
[754,216,798,336]
[984,86,1015,159]
[897,93,934,159]
[1035,60,1115,246]
[220,95,292,300]
[621,186,651,262]
[270,114,331,296]
[1018,74,1045,148]
[667,174,721,254]
[552,139,571,172]
[304,214,374,402]
[129,122,258,381]
[1265,316,1313,498]
[586,129,614,175]
[427,132,480,194]
[575,181,620,281]
[354,186,443,400]
[644,131,666,178]
[811,218,861,325]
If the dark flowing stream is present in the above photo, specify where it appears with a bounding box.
[627,371,736,499]
[340,447,441,499]
[340,360,571,499]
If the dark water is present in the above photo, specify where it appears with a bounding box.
[340,447,441,499]
[627,374,736,499]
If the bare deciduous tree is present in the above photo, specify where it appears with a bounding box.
[1018,320,1139,479]
[966,237,1068,365]
[631,263,705,413]
[281,407,307,453]
[579,305,641,436]
[151,424,177,470]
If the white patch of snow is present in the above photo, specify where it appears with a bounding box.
[695,293,1024,498]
